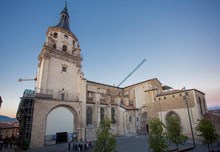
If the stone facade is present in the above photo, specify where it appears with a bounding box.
[17,4,208,148]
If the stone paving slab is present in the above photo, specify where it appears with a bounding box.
[1,135,220,152]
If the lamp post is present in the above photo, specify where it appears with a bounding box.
[183,87,196,148]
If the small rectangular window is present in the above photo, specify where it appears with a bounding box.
[61,93,65,100]
[62,66,67,72]
[53,33,58,38]
[129,116,132,122]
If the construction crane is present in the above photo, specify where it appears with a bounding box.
[117,59,147,87]
[18,78,37,82]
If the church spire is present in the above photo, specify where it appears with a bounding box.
[55,1,71,32]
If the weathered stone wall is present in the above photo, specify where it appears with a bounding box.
[157,90,206,138]
[157,91,195,112]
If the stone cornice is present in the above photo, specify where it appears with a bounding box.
[47,27,78,41]
[38,45,83,68]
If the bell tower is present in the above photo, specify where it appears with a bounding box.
[27,3,87,148]
[35,3,84,101]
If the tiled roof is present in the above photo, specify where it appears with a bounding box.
[204,111,220,124]
[156,88,205,97]
[0,122,19,129]
[120,104,137,110]
[54,4,71,32]
[157,90,183,97]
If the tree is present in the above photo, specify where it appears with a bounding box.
[148,118,168,152]
[196,118,219,152]
[166,116,188,150]
[94,118,116,152]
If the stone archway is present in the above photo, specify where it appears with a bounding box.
[45,105,78,145]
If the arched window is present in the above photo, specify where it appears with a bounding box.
[111,108,116,124]
[53,44,56,49]
[100,107,105,122]
[62,15,66,20]
[64,35,68,39]
[53,32,58,38]
[62,45,67,52]
[86,107,93,126]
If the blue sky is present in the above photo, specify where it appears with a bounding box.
[0,0,220,117]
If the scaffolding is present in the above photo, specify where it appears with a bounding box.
[16,89,35,149]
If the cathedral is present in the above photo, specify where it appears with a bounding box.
[17,4,207,148]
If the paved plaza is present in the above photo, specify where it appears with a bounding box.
[1,135,220,152]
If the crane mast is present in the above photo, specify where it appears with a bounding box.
[117,59,146,87]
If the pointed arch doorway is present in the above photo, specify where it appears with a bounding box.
[140,112,149,134]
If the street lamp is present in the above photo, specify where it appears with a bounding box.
[183,87,196,148]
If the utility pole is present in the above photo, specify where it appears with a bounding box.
[183,87,196,148]
[0,96,2,109]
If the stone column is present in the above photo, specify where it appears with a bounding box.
[80,79,87,141]
[94,93,100,127]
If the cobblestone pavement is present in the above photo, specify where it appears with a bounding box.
[1,135,220,152]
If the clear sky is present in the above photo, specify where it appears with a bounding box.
[0,0,220,118]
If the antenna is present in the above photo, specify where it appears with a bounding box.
[117,59,147,87]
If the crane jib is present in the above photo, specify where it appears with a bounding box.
[117,59,147,87]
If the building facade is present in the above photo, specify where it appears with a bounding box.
[17,4,207,148]
[0,122,19,140]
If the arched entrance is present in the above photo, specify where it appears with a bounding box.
[165,111,181,126]
[45,106,78,145]
[140,112,148,134]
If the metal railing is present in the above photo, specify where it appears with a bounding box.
[44,132,78,145]
[35,88,79,101]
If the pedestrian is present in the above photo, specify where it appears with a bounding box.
[86,142,89,150]
[72,141,75,151]
[78,143,81,152]
[89,141,92,149]
[75,143,78,151]
[80,143,83,151]
[84,143,87,151]
[68,141,71,150]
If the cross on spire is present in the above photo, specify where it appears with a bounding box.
[65,0,67,8]
[54,0,71,31]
